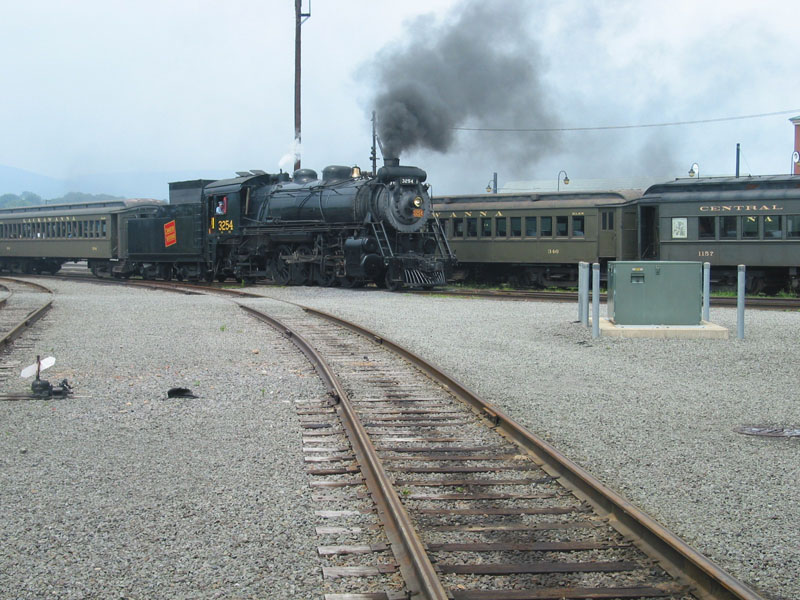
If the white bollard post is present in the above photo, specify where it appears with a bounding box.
[582,263,590,326]
[578,262,587,324]
[703,262,710,322]
[577,262,584,323]
[592,262,600,338]
[737,265,745,340]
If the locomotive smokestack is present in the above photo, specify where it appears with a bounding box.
[384,157,400,168]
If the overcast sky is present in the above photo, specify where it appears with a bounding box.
[1,0,798,196]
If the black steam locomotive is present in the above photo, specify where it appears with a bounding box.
[0,161,455,289]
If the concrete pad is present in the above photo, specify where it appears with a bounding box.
[593,318,729,339]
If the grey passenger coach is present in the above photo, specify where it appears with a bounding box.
[638,175,800,293]
[0,200,164,275]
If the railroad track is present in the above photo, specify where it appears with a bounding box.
[0,277,53,350]
[408,287,800,310]
[45,263,800,310]
[236,298,765,600]
[4,274,770,597]
[0,277,54,398]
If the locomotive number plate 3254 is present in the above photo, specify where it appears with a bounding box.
[400,178,418,185]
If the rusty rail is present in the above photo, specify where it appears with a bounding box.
[409,287,800,310]
[238,304,449,600]
[0,278,54,349]
[301,305,766,600]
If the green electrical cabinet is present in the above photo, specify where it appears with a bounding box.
[608,261,702,325]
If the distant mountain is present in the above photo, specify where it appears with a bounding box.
[0,165,69,198]
[70,169,233,200]
[0,164,234,200]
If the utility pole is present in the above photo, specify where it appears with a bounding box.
[294,0,311,172]
[371,111,378,175]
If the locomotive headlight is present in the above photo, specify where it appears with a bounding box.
[413,196,423,208]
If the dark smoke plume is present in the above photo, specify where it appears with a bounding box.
[371,0,559,165]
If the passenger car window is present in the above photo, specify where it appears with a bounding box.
[764,215,782,238]
[466,217,477,237]
[719,216,737,239]
[510,217,521,237]
[698,216,716,239]
[525,216,537,237]
[601,210,614,231]
[541,216,553,236]
[572,216,584,237]
[496,217,507,237]
[453,219,464,237]
[742,216,758,238]
[480,218,492,237]
[556,216,568,236]
[788,216,800,238]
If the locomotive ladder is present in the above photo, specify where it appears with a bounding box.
[431,214,454,258]
[370,222,394,258]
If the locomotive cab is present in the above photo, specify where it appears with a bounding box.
[206,190,241,235]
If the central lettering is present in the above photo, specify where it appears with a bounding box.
[699,204,783,212]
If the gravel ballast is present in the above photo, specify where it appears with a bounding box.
[254,286,799,600]
[0,281,326,599]
[2,280,797,599]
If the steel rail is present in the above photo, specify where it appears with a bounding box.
[30,272,800,309]
[0,278,54,349]
[411,287,800,310]
[0,300,53,349]
[0,277,54,294]
[12,274,770,597]
[237,304,449,600]
[301,305,766,600]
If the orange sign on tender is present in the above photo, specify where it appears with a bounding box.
[164,220,177,247]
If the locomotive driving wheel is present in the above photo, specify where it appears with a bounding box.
[270,245,292,285]
[338,275,362,288]
[315,266,338,287]
[290,245,313,286]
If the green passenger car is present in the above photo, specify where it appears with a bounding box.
[638,175,800,293]
[0,200,163,275]
[433,190,639,287]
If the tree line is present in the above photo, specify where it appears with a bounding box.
[0,191,125,209]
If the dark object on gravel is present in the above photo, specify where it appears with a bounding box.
[167,387,198,399]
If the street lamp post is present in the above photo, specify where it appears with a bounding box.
[688,163,700,178]
[557,170,569,191]
[485,172,498,194]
